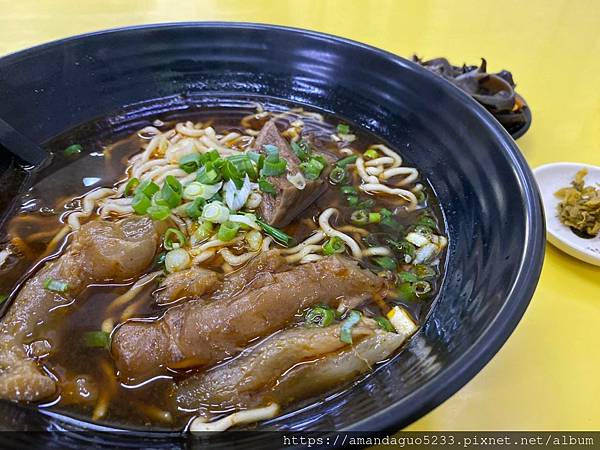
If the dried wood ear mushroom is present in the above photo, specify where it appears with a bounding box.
[413,56,531,138]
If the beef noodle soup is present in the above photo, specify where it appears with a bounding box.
[0,104,446,431]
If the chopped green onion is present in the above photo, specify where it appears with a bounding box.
[340,186,358,196]
[363,149,379,160]
[256,218,294,247]
[132,193,151,215]
[336,124,350,135]
[375,316,395,332]
[350,209,369,226]
[165,248,191,273]
[414,264,436,279]
[227,154,258,180]
[201,201,230,224]
[124,178,140,196]
[305,306,335,328]
[43,278,69,293]
[258,177,277,195]
[396,282,415,300]
[262,144,279,156]
[322,236,346,255]
[185,198,205,219]
[336,155,357,167]
[146,204,171,221]
[373,256,397,271]
[387,239,416,262]
[414,280,432,296]
[379,208,402,230]
[163,227,186,250]
[0,294,8,304]
[221,160,243,187]
[199,149,221,164]
[191,221,214,245]
[161,175,183,208]
[398,271,418,283]
[340,310,362,344]
[83,331,110,348]
[368,212,381,224]
[261,157,287,177]
[417,214,437,230]
[179,153,202,173]
[300,159,325,181]
[290,140,311,162]
[247,151,265,171]
[346,195,359,207]
[329,166,347,184]
[135,179,160,198]
[197,162,222,185]
[63,144,82,157]
[217,221,240,242]
[415,189,426,204]
[357,198,376,210]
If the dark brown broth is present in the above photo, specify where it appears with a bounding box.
[0,104,445,430]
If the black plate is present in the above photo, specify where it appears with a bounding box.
[0,23,544,447]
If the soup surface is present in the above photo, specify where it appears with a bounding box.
[0,102,446,431]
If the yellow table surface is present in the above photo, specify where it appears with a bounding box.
[0,0,598,432]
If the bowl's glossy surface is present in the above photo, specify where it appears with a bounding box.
[0,23,544,446]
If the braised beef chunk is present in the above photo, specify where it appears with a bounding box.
[176,317,412,414]
[111,255,386,379]
[154,266,221,305]
[0,217,159,401]
[255,120,327,227]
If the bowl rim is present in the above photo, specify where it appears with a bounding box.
[0,22,546,433]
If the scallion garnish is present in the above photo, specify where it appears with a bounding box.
[43,278,69,293]
[416,214,437,230]
[336,124,350,135]
[217,221,240,242]
[261,157,287,177]
[375,316,395,332]
[201,201,230,223]
[363,149,379,160]
[256,218,294,247]
[262,144,279,156]
[368,212,381,224]
[131,193,151,215]
[197,161,222,185]
[146,204,171,221]
[397,271,418,283]
[350,210,369,226]
[414,280,432,296]
[135,179,160,198]
[336,155,358,167]
[387,238,416,262]
[191,221,214,244]
[305,305,335,328]
[340,186,358,196]
[373,256,397,271]
[258,177,277,195]
[124,177,140,196]
[290,140,311,162]
[63,144,82,157]
[329,166,347,184]
[161,175,183,208]
[227,154,258,180]
[0,294,8,304]
[340,310,362,344]
[179,154,203,173]
[185,197,205,219]
[322,236,346,255]
[163,227,186,250]
[83,331,110,348]
[414,264,436,279]
[299,157,325,181]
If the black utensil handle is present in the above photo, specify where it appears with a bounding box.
[0,117,48,166]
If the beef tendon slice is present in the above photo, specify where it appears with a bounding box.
[111,255,386,379]
[0,217,159,401]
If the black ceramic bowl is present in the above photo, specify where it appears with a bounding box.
[0,23,544,447]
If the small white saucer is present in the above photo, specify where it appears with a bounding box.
[533,162,600,266]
